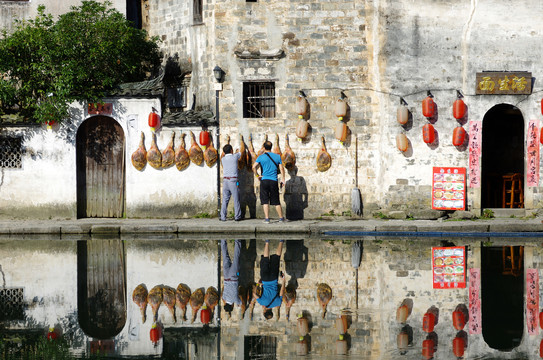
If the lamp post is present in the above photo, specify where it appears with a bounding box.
[213,66,224,219]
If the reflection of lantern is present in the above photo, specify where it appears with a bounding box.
[540,338,543,358]
[335,98,347,121]
[540,311,543,329]
[422,123,435,144]
[397,105,409,125]
[336,335,348,355]
[297,336,308,356]
[541,98,543,117]
[452,126,466,146]
[47,327,58,341]
[297,315,309,336]
[296,95,308,119]
[422,339,435,360]
[199,130,211,149]
[335,315,348,334]
[422,312,436,333]
[148,111,159,132]
[453,98,466,120]
[335,122,348,143]
[422,96,436,118]
[452,336,465,358]
[396,134,408,152]
[397,331,408,354]
[200,304,211,324]
[46,120,56,130]
[396,304,409,323]
[540,128,543,146]
[150,323,160,345]
[452,309,466,330]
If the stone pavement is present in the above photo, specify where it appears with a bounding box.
[0,216,542,237]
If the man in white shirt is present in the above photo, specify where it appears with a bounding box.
[220,144,242,221]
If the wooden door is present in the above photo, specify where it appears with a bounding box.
[77,116,125,218]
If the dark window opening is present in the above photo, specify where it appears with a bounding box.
[0,288,24,321]
[167,87,187,112]
[243,82,276,118]
[193,0,203,23]
[244,336,276,360]
[126,0,142,29]
[247,0,257,2]
[481,245,524,350]
[0,136,23,169]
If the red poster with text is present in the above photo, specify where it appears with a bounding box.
[432,167,466,211]
[432,246,466,289]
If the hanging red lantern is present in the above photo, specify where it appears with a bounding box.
[148,111,160,133]
[540,98,543,117]
[296,94,308,119]
[452,336,465,358]
[396,134,408,152]
[422,338,435,359]
[453,98,466,120]
[335,122,348,143]
[540,128,543,146]
[199,130,211,149]
[396,304,409,323]
[46,327,58,341]
[422,312,436,333]
[397,105,409,125]
[335,97,347,121]
[540,311,543,329]
[422,123,435,144]
[452,126,466,146]
[150,323,160,345]
[540,338,543,358]
[200,304,211,324]
[452,309,466,330]
[422,96,436,118]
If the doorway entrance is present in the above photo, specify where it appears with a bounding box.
[481,104,524,208]
[481,246,524,350]
[76,116,125,218]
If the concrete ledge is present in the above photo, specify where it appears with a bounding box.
[177,222,256,234]
[10,226,62,235]
[61,224,92,234]
[91,225,121,234]
[488,223,543,233]
[120,225,178,234]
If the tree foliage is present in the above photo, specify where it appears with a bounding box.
[0,0,161,124]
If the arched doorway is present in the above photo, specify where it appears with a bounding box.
[481,104,524,209]
[76,116,125,218]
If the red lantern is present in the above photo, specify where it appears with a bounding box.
[47,327,58,341]
[452,126,466,146]
[541,98,543,117]
[453,99,466,120]
[46,120,56,130]
[422,96,436,118]
[540,311,543,329]
[422,123,435,144]
[422,339,435,359]
[396,134,408,152]
[452,336,465,358]
[540,128,543,146]
[150,323,160,345]
[148,111,159,132]
[396,304,409,323]
[423,312,436,333]
[199,130,211,148]
[200,305,211,324]
[397,105,409,125]
[452,309,466,330]
[397,331,408,353]
[540,338,543,358]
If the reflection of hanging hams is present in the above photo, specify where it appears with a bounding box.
[204,286,219,321]
[148,285,163,322]
[161,132,175,168]
[190,288,205,323]
[131,132,147,171]
[247,134,258,170]
[162,286,177,322]
[238,135,247,170]
[257,134,268,157]
[221,135,230,159]
[147,133,162,170]
[283,284,296,321]
[132,283,148,323]
[238,285,248,319]
[317,283,332,319]
[316,136,332,172]
[281,134,296,170]
[176,283,191,322]
[175,133,190,171]
[272,133,281,155]
[188,131,204,166]
[204,134,218,167]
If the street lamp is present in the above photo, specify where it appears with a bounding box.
[214,66,225,219]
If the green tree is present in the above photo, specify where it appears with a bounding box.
[0,0,161,124]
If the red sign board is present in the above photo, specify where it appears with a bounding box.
[432,246,466,289]
[432,167,466,211]
[88,102,113,115]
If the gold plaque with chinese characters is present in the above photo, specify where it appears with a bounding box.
[476,72,532,95]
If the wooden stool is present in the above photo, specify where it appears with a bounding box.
[502,173,524,208]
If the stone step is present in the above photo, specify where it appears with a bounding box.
[485,208,526,218]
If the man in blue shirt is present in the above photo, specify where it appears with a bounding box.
[253,240,285,320]
[252,141,286,223]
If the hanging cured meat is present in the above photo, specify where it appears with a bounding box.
[281,134,296,170]
[317,283,332,319]
[257,134,268,157]
[176,283,191,322]
[204,134,218,167]
[148,285,163,322]
[238,285,248,320]
[221,135,231,159]
[161,132,175,169]
[147,133,162,170]
[162,286,177,323]
[190,288,205,323]
[188,131,204,166]
[316,136,332,172]
[132,283,148,323]
[175,133,190,171]
[283,284,296,321]
[272,134,282,155]
[247,133,258,170]
[296,118,309,140]
[204,286,219,321]
[238,135,247,170]
[131,132,147,171]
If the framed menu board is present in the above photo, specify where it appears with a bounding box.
[432,246,466,289]
[432,167,466,211]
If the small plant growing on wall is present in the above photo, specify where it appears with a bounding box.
[481,209,494,219]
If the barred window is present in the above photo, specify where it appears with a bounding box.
[0,288,24,321]
[243,82,275,118]
[193,0,203,23]
[0,136,22,169]
[244,335,276,360]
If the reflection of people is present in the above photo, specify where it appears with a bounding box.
[252,141,286,223]
[220,144,242,221]
[221,240,241,315]
[253,240,285,320]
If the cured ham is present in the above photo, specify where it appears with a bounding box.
[238,134,247,170]
[317,283,332,319]
[204,286,219,321]
[162,286,177,322]
[161,132,175,168]
[204,134,218,167]
[316,136,332,172]
[175,132,190,171]
[148,285,163,322]
[147,133,162,170]
[132,283,148,323]
[247,133,258,170]
[272,133,281,155]
[188,131,204,166]
[131,132,147,171]
[190,288,205,323]
[257,134,268,157]
[281,133,296,170]
[283,284,296,321]
[176,283,191,322]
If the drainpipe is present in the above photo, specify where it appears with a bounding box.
[216,89,221,217]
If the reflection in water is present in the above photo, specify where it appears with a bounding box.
[0,236,540,359]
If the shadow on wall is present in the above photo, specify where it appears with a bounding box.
[284,166,308,220]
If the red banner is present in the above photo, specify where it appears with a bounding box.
[527,269,539,335]
[468,121,482,188]
[469,268,482,334]
[527,120,540,187]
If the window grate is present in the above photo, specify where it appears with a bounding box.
[243,82,275,118]
[0,136,23,169]
[0,288,24,321]
[193,0,203,23]
[244,335,276,360]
